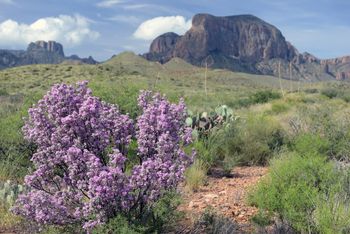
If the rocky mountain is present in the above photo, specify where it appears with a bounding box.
[0,41,98,70]
[143,13,350,81]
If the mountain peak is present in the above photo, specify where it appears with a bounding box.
[27,40,65,57]
[0,41,97,69]
[143,13,296,67]
[143,13,350,81]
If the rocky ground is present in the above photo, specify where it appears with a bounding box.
[177,166,268,233]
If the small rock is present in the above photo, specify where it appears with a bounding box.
[204,193,218,199]
[188,201,199,209]
[219,190,227,195]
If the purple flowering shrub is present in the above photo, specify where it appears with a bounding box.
[12,81,194,230]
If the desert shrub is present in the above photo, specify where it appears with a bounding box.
[185,159,207,192]
[292,133,330,156]
[304,88,318,94]
[341,94,350,103]
[270,101,290,114]
[0,89,8,96]
[191,140,212,167]
[289,105,350,161]
[193,208,239,234]
[321,88,339,99]
[93,191,181,234]
[236,98,252,107]
[314,189,350,234]
[0,203,22,231]
[12,82,194,231]
[250,90,281,104]
[227,90,281,108]
[93,215,143,234]
[210,115,285,166]
[204,122,238,175]
[229,97,252,108]
[93,215,142,234]
[248,152,346,233]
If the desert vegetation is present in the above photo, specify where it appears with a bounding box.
[2,56,350,233]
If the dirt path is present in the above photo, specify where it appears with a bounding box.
[178,166,268,233]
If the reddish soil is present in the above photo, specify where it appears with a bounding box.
[178,166,268,233]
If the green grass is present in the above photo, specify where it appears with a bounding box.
[0,52,349,181]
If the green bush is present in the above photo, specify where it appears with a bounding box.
[250,90,281,104]
[291,105,350,161]
[314,190,350,234]
[191,140,212,167]
[293,133,330,156]
[341,94,350,103]
[0,89,8,96]
[205,123,238,174]
[228,90,281,109]
[210,115,284,166]
[321,88,339,99]
[185,159,207,192]
[304,88,318,94]
[93,192,182,234]
[93,215,143,234]
[248,152,347,233]
[193,208,239,234]
[270,101,290,114]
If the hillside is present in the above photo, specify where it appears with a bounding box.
[0,51,311,114]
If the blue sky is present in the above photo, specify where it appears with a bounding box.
[0,0,349,61]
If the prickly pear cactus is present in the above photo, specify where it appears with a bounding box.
[186,105,237,139]
[0,180,25,206]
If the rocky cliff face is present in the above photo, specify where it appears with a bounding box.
[27,41,65,57]
[174,14,296,63]
[0,41,97,69]
[143,13,350,81]
[143,32,180,63]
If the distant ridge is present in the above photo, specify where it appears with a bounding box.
[0,41,98,70]
[143,13,350,81]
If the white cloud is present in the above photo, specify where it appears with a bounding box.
[107,15,141,25]
[133,16,191,40]
[0,14,99,48]
[123,4,149,10]
[97,0,123,8]
[122,4,180,14]
[0,0,14,4]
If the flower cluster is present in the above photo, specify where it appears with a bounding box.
[12,82,194,231]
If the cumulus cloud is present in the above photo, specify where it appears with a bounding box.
[0,14,99,48]
[97,0,123,8]
[133,16,191,40]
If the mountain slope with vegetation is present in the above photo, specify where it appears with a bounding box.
[2,52,350,233]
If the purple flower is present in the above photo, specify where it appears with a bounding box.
[13,83,194,231]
